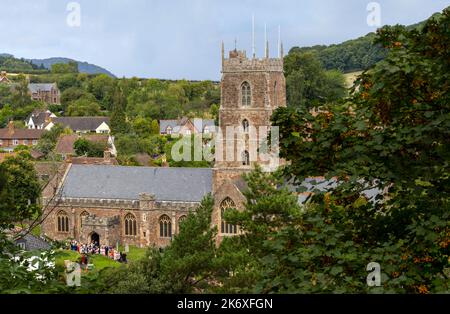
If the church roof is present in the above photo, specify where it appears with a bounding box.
[28,83,57,93]
[60,164,213,202]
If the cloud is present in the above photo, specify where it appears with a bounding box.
[0,0,448,79]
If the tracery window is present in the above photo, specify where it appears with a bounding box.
[124,213,137,236]
[241,82,251,107]
[159,215,172,238]
[57,211,69,233]
[220,198,238,234]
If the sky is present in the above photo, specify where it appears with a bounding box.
[0,0,449,80]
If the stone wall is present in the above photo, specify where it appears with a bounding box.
[41,196,199,248]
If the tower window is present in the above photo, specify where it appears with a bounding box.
[242,119,249,133]
[242,150,250,166]
[241,82,251,107]
[220,198,238,234]
[124,213,137,236]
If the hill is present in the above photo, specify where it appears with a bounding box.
[289,17,433,73]
[29,57,116,78]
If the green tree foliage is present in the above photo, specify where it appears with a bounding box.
[0,152,41,228]
[290,33,388,73]
[270,8,450,293]
[10,75,32,108]
[150,119,159,135]
[66,96,101,117]
[0,55,47,73]
[110,84,129,134]
[35,124,67,156]
[51,61,79,74]
[88,74,115,111]
[74,138,105,157]
[284,51,347,109]
[0,154,66,294]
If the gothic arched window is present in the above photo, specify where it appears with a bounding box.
[80,211,89,228]
[242,119,249,133]
[159,215,172,238]
[242,150,250,166]
[241,82,251,107]
[166,126,172,135]
[57,211,69,233]
[124,213,137,236]
[220,198,238,234]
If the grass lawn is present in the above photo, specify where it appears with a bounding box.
[119,245,147,262]
[55,245,147,273]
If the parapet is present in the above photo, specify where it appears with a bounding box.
[222,51,284,73]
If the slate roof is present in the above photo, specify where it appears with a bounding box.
[51,117,110,131]
[159,119,179,133]
[60,165,213,202]
[27,109,53,126]
[294,177,383,204]
[28,83,57,93]
[15,234,51,251]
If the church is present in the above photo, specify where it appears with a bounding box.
[41,44,287,248]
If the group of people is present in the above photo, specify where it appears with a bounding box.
[68,240,128,264]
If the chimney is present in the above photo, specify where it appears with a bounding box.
[65,155,72,164]
[103,150,111,163]
[7,121,14,134]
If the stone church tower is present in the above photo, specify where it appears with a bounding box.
[212,43,286,241]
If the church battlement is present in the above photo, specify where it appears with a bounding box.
[45,197,140,209]
[222,49,284,73]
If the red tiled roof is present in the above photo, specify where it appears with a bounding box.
[0,128,44,140]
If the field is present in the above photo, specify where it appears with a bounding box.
[343,71,363,89]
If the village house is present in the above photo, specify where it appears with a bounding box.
[45,116,111,134]
[159,117,216,136]
[25,109,57,129]
[0,71,11,83]
[28,83,60,104]
[0,121,44,152]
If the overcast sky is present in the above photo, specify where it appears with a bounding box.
[0,0,449,80]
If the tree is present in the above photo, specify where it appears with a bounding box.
[66,96,101,116]
[0,152,41,229]
[51,61,79,74]
[270,8,450,293]
[284,51,346,109]
[74,138,105,157]
[10,75,32,108]
[110,84,129,134]
[150,119,159,135]
[35,124,67,156]
[88,74,115,110]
